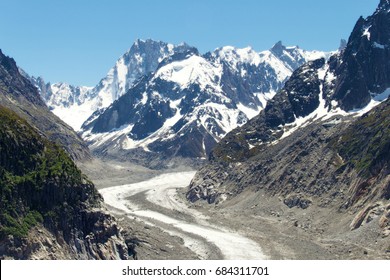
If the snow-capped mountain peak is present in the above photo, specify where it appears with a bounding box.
[26,38,329,163]
[29,39,196,131]
[89,39,191,108]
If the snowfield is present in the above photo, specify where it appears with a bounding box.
[99,171,266,260]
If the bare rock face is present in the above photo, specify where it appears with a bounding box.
[1,211,128,260]
[188,97,389,220]
[0,106,127,260]
[329,0,390,110]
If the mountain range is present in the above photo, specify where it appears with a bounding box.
[27,40,327,165]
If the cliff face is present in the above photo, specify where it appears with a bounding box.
[330,0,390,110]
[0,106,127,259]
[0,49,90,161]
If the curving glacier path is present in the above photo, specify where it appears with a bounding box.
[99,171,266,260]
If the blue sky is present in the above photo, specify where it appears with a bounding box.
[0,0,379,86]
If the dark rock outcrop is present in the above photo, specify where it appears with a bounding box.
[329,0,390,110]
[188,99,389,221]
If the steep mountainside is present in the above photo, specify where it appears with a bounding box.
[0,105,127,259]
[0,50,90,160]
[187,0,390,255]
[81,42,326,165]
[188,98,389,206]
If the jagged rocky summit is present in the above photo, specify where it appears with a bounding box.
[199,0,390,165]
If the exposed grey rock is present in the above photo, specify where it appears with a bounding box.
[283,194,312,209]
[329,0,390,110]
